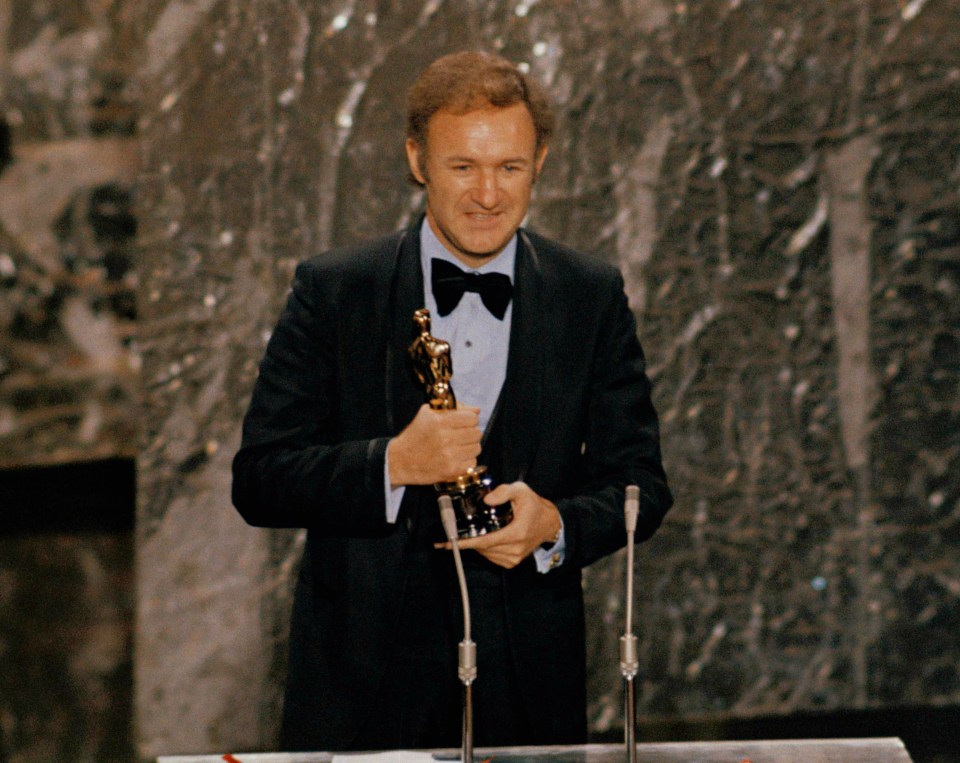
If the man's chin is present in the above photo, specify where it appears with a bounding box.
[451,234,516,262]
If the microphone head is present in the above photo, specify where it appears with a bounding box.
[624,485,639,532]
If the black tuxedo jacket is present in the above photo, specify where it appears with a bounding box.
[232,220,672,750]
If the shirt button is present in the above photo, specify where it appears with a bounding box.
[464,340,472,348]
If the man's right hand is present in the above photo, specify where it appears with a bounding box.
[387,404,482,486]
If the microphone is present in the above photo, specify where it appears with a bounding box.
[624,484,640,533]
[438,494,476,763]
[620,485,640,763]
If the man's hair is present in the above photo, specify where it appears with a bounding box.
[406,50,554,184]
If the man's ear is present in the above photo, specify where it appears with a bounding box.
[405,138,427,185]
[533,144,549,181]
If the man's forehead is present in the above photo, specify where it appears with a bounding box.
[423,102,537,138]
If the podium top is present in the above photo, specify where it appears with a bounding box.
[158,738,913,763]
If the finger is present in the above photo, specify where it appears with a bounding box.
[454,528,507,551]
[447,428,482,446]
[452,535,483,550]
[484,481,523,505]
[439,408,480,426]
[446,440,480,459]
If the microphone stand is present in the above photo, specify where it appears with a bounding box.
[438,495,476,763]
[620,485,640,763]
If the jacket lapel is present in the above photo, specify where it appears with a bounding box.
[485,230,545,483]
[385,222,428,435]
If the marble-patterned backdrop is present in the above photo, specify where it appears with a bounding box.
[0,1,139,468]
[1,3,137,761]
[130,0,960,758]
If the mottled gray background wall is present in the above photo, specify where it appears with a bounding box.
[1,1,137,761]
[2,0,960,761]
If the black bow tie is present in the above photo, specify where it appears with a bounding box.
[431,258,513,320]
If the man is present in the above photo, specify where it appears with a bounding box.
[232,50,672,752]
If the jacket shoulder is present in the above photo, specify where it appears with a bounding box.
[521,228,624,287]
[287,230,410,308]
[296,230,404,280]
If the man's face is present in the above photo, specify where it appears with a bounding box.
[406,102,548,266]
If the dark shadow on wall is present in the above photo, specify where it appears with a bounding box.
[0,459,135,762]
[0,459,135,533]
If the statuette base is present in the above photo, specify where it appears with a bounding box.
[435,465,513,538]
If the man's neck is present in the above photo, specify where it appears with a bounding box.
[420,216,517,274]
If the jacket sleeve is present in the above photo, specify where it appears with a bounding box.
[231,259,394,537]
[552,270,673,569]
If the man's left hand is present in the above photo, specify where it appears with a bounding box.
[436,481,562,569]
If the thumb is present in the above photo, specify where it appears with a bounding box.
[484,481,520,505]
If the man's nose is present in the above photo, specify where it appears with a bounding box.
[471,170,501,208]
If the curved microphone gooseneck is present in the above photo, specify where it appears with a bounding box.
[438,494,476,763]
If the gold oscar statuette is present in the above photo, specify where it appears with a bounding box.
[408,308,513,538]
